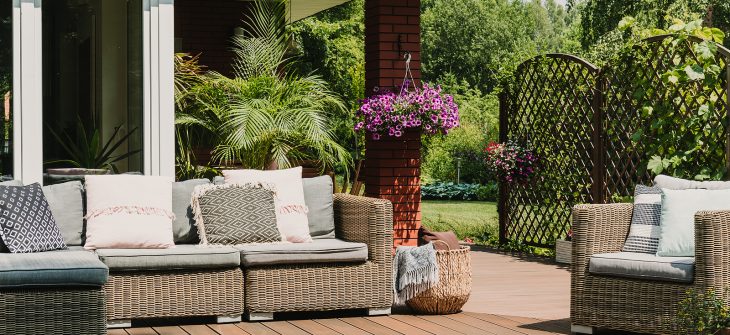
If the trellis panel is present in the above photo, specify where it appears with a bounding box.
[500,54,600,248]
[500,37,730,248]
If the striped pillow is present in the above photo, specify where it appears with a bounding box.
[622,185,662,254]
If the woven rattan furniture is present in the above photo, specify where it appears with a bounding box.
[104,267,245,327]
[0,288,106,335]
[407,242,472,314]
[243,193,393,320]
[571,203,729,335]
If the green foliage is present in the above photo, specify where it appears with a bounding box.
[290,0,365,158]
[45,118,140,173]
[422,0,582,91]
[421,182,497,201]
[174,1,351,178]
[676,288,730,334]
[422,78,499,184]
[619,19,728,180]
[581,0,730,52]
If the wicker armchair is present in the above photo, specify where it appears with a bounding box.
[571,203,730,335]
[243,193,393,320]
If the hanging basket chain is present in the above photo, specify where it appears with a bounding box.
[399,52,418,95]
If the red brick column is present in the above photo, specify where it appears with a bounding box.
[364,0,421,247]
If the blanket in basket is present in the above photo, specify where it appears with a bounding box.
[393,243,439,305]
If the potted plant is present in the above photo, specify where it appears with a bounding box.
[555,229,572,264]
[354,82,460,140]
[484,141,537,184]
[45,118,140,175]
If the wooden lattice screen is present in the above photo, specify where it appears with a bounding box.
[500,36,730,248]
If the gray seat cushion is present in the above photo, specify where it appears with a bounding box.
[42,181,85,246]
[0,250,108,288]
[236,238,368,267]
[589,252,694,283]
[95,245,240,271]
[303,176,336,239]
[172,179,211,243]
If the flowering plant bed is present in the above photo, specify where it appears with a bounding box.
[484,141,537,184]
[354,83,459,139]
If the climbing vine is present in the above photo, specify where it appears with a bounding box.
[619,19,728,180]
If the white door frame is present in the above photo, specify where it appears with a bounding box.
[12,0,175,184]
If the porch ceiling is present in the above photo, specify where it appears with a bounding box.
[242,0,351,22]
[289,0,350,21]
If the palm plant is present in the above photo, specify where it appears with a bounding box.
[175,0,351,172]
[46,118,140,173]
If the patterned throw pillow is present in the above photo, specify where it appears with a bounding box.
[622,185,662,254]
[222,167,312,243]
[0,183,67,253]
[191,184,281,245]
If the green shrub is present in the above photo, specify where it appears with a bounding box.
[421,182,497,201]
[475,183,498,201]
[676,288,730,334]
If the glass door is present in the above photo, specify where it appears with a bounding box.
[42,0,143,184]
[0,0,12,179]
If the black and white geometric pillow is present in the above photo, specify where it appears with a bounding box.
[622,185,662,254]
[0,183,67,253]
[192,184,282,245]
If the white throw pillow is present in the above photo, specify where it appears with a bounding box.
[656,188,730,257]
[223,167,312,243]
[84,175,175,250]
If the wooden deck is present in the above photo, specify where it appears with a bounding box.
[111,312,571,335]
[115,249,583,335]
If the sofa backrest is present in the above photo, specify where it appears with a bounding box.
[4,175,336,249]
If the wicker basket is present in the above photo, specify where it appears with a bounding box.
[406,241,472,314]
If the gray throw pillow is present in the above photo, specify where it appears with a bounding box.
[42,181,85,246]
[172,179,211,244]
[622,185,662,254]
[192,184,281,245]
[0,180,22,253]
[0,183,67,253]
[303,176,335,239]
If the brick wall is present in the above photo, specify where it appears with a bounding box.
[364,0,422,247]
[175,0,252,76]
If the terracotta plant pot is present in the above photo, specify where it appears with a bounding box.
[716,328,730,335]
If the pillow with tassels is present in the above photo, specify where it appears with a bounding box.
[222,167,312,243]
[83,175,175,250]
[191,183,282,245]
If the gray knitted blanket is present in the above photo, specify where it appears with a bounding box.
[392,243,439,305]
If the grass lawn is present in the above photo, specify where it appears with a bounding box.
[421,200,499,245]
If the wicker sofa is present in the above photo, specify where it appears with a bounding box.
[571,203,729,335]
[0,249,109,335]
[1,175,393,332]
[242,193,394,320]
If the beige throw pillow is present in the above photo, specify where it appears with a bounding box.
[84,175,175,250]
[222,167,312,243]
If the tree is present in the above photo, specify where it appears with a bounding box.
[580,0,730,49]
[421,0,581,92]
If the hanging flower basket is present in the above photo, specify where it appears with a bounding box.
[354,83,460,140]
[354,54,459,140]
[484,141,537,184]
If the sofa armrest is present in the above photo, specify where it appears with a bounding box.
[694,211,730,293]
[571,203,633,274]
[333,193,393,264]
